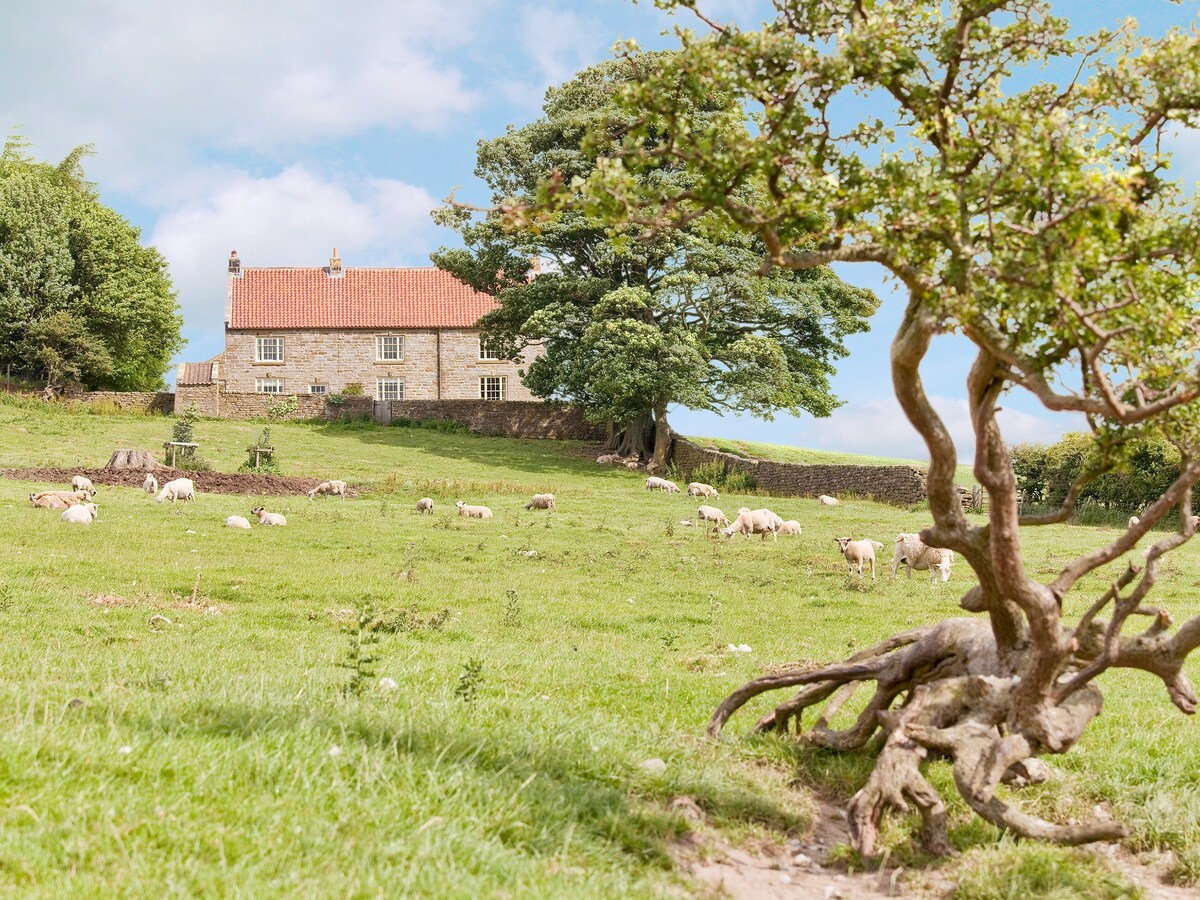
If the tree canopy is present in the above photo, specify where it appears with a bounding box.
[0,136,183,392]
[549,0,1200,858]
[433,54,878,464]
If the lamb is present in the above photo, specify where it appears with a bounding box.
[687,482,719,499]
[225,515,252,529]
[646,476,680,493]
[455,500,493,519]
[61,503,98,524]
[29,490,90,509]
[307,479,347,500]
[596,454,620,464]
[892,532,956,583]
[778,520,803,535]
[696,505,729,528]
[156,478,195,503]
[251,506,286,526]
[720,507,784,542]
[524,493,556,511]
[416,497,434,515]
[1129,515,1140,528]
[818,495,840,506]
[143,473,159,496]
[71,475,96,496]
[835,537,884,579]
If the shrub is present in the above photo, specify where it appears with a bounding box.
[266,394,299,420]
[390,417,468,434]
[684,459,757,493]
[342,383,364,397]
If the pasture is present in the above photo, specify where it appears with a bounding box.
[0,397,1197,896]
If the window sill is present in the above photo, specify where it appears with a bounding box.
[252,361,286,366]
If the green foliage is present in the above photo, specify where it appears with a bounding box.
[266,394,299,421]
[454,658,485,703]
[389,416,468,434]
[336,606,381,696]
[368,605,453,634]
[341,383,364,397]
[685,460,757,494]
[241,426,280,473]
[171,403,199,445]
[952,843,1141,899]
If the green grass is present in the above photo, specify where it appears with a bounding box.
[0,396,1195,896]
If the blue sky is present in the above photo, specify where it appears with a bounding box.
[2,1,1196,461]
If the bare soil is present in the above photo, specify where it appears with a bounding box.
[0,467,355,497]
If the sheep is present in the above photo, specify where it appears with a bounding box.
[818,495,840,507]
[646,476,680,493]
[156,478,195,504]
[624,460,641,470]
[596,454,620,464]
[720,507,784,542]
[892,533,956,583]
[61,503,98,524]
[1129,515,1140,528]
[29,490,90,509]
[251,506,286,526]
[143,473,159,496]
[307,479,347,500]
[524,493,556,511]
[835,537,884,579]
[778,520,803,535]
[416,497,434,515]
[687,482,719,499]
[71,475,96,496]
[696,505,729,528]
[455,500,493,519]
[225,515,252,529]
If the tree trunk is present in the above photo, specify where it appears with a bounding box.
[609,412,655,460]
[651,405,673,470]
[105,449,163,470]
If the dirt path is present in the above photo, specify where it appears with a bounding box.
[0,466,355,497]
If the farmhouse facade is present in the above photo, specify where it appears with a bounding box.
[184,250,541,402]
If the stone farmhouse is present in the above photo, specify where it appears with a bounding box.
[178,250,542,404]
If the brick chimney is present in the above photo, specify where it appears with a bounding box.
[228,250,242,278]
[329,247,344,278]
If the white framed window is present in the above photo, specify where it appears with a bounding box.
[376,378,405,401]
[255,378,283,394]
[479,376,506,401]
[308,384,327,395]
[376,335,404,361]
[255,336,284,362]
[479,338,503,361]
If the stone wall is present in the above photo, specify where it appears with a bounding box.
[71,391,174,415]
[672,437,928,505]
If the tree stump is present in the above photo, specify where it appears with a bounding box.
[104,449,162,470]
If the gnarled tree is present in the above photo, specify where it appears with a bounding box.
[556,0,1200,857]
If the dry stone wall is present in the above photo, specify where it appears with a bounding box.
[70,391,174,415]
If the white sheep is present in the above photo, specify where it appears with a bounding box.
[156,478,195,504]
[818,495,840,506]
[596,454,620,464]
[416,497,434,515]
[720,507,784,542]
[524,493,556,511]
[251,506,286,526]
[225,515,252,529]
[1128,515,1140,528]
[61,503,98,524]
[778,520,803,535]
[646,476,680,493]
[455,500,493,519]
[687,482,719,499]
[307,479,347,500]
[892,533,956,583]
[29,489,90,509]
[143,473,159,496]
[71,475,96,496]
[696,505,729,528]
[835,537,884,579]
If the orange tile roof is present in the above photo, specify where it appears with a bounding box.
[227,267,498,330]
[177,361,216,385]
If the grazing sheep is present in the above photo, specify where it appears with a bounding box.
[61,503,98,524]
[29,490,90,509]
[71,475,96,496]
[416,497,434,515]
[455,500,493,519]
[835,537,884,579]
[892,533,956,583]
[225,515,252,529]
[818,495,840,506]
[143,473,159,496]
[307,479,347,500]
[524,493,556,511]
[156,478,195,504]
[1128,515,1140,528]
[646,476,680,494]
[696,505,729,528]
[251,506,286,526]
[720,507,784,542]
[778,520,803,535]
[687,482,719,499]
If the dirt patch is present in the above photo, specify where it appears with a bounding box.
[0,466,356,497]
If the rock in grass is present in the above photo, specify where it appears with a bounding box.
[639,758,667,775]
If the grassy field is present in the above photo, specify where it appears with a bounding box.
[0,397,1196,896]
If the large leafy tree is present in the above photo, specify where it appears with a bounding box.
[555,1,1200,858]
[433,55,877,466]
[0,137,183,393]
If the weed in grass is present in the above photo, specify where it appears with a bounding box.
[0,581,11,612]
[952,842,1142,899]
[337,605,381,696]
[660,632,679,651]
[369,604,454,634]
[502,590,522,628]
[455,658,484,703]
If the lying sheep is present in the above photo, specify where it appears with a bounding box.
[1129,515,1140,528]
[835,537,884,579]
[687,482,719,499]
[696,505,729,528]
[524,493,556,511]
[225,515,251,529]
[818,495,840,506]
[892,533,956,583]
[646,476,680,493]
[29,490,90,509]
[143,473,159,496]
[720,507,784,542]
[596,454,620,465]
[62,503,98,524]
[307,479,347,500]
[156,478,195,504]
[416,497,434,515]
[71,475,96,496]
[455,500,493,519]
[251,506,286,526]
[778,520,803,535]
